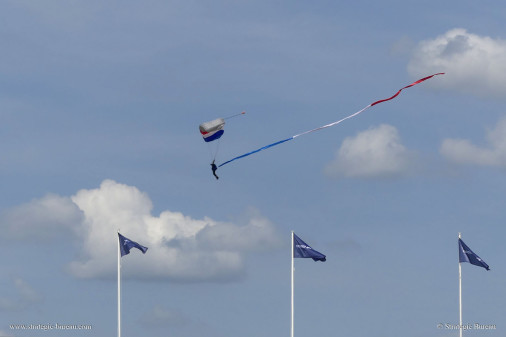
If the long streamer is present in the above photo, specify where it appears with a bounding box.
[218,73,444,168]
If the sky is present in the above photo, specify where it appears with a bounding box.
[1,1,505,336]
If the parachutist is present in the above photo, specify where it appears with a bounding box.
[211,161,219,180]
[199,112,246,172]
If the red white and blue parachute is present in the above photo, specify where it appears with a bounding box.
[199,118,226,143]
[199,112,246,166]
[199,111,245,143]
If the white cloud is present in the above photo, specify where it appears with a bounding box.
[440,117,506,167]
[0,194,83,240]
[1,180,280,282]
[408,28,506,98]
[324,124,415,179]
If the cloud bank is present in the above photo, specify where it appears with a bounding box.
[408,28,506,98]
[324,124,415,179]
[0,180,280,282]
[440,117,506,168]
[1,194,83,240]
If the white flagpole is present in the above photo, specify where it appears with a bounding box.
[291,231,294,337]
[458,232,462,337]
[118,230,121,337]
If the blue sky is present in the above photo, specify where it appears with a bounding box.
[1,1,505,336]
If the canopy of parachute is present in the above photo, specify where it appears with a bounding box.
[199,118,226,143]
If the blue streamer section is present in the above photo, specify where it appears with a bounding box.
[218,137,293,167]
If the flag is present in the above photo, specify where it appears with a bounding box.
[118,233,148,257]
[293,233,326,262]
[458,238,489,271]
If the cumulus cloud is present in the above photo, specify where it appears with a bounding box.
[408,28,506,98]
[440,117,506,167]
[0,180,280,282]
[0,194,84,240]
[324,124,415,179]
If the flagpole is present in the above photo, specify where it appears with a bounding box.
[118,230,121,337]
[458,232,462,337]
[291,230,294,337]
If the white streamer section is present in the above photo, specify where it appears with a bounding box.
[292,104,372,139]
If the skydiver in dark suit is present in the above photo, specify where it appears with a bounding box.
[211,160,219,180]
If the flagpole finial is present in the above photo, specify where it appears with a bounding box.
[458,232,461,239]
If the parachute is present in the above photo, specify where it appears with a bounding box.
[199,118,226,143]
[199,112,245,173]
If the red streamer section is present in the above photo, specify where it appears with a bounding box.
[371,73,445,106]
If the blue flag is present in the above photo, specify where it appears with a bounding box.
[118,233,148,257]
[293,233,326,262]
[458,238,489,271]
